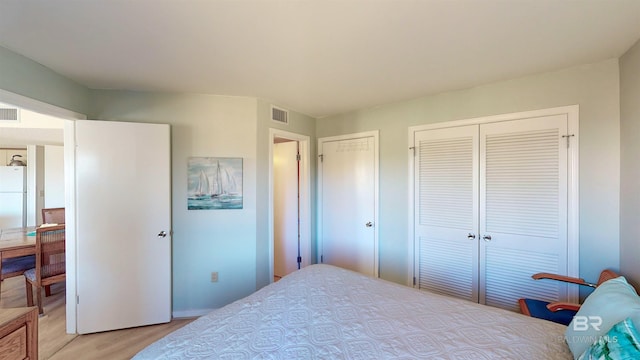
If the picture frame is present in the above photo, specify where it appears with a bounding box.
[187,157,243,210]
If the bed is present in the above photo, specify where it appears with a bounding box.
[134,264,571,359]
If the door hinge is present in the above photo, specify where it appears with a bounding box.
[297,256,302,264]
[413,277,416,286]
[318,154,324,162]
[320,255,324,263]
[77,295,80,305]
[562,134,575,148]
[296,153,301,161]
[409,146,416,156]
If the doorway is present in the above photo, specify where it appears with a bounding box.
[0,89,85,336]
[269,129,311,282]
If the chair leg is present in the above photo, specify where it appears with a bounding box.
[25,279,34,307]
[45,285,52,297]
[36,286,43,315]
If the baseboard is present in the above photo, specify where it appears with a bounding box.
[172,309,214,319]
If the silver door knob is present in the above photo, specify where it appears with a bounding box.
[365,222,373,228]
[467,233,476,240]
[482,235,492,242]
[158,231,167,238]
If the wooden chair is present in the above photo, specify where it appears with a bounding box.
[519,269,620,325]
[24,225,66,314]
[41,208,65,224]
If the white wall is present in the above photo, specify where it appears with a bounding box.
[317,59,621,294]
[44,145,65,208]
[620,39,640,289]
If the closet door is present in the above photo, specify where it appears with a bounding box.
[414,125,479,301]
[479,115,568,311]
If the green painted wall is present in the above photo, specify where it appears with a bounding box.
[89,90,261,314]
[317,59,621,293]
[0,46,89,114]
[0,41,631,309]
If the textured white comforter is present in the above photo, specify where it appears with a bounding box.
[134,264,572,359]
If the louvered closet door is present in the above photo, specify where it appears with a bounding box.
[415,125,479,301]
[479,115,568,311]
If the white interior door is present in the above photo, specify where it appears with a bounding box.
[414,125,479,301]
[273,141,299,278]
[319,133,377,276]
[75,120,171,334]
[479,115,568,311]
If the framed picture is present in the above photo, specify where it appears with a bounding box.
[188,157,243,210]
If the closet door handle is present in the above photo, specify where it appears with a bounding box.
[482,235,492,242]
[467,233,476,240]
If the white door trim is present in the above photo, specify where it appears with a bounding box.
[268,129,311,282]
[318,130,380,277]
[408,105,579,302]
[0,89,86,334]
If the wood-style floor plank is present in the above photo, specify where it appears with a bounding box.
[1,276,194,359]
[48,319,192,360]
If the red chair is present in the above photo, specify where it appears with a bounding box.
[518,269,620,325]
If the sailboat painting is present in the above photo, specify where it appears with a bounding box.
[188,157,243,210]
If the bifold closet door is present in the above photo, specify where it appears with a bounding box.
[415,125,479,302]
[479,115,568,311]
[415,114,570,310]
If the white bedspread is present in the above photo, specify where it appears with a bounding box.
[134,264,572,359]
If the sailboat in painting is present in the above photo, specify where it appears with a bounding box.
[188,157,243,210]
[211,160,238,200]
[191,170,211,199]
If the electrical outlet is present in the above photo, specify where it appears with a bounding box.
[210,272,218,283]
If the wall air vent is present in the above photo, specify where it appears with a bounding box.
[0,107,19,122]
[271,105,289,125]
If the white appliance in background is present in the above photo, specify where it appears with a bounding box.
[0,166,27,228]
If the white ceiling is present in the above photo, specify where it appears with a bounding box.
[1,0,640,118]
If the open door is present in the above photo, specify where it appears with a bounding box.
[273,140,300,279]
[74,120,171,334]
[269,129,311,283]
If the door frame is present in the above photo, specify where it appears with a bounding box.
[268,129,311,282]
[318,130,380,277]
[0,88,86,334]
[408,105,579,302]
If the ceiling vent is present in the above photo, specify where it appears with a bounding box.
[0,107,20,122]
[271,105,289,125]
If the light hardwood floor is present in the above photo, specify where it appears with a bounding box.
[1,276,193,359]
